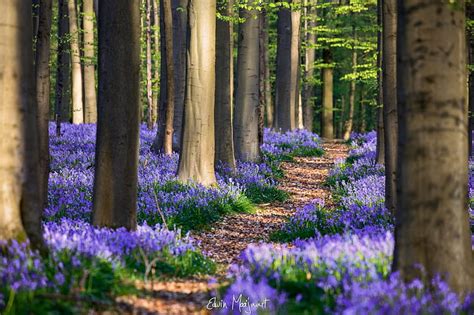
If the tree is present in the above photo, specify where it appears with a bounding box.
[261,10,273,127]
[162,0,175,155]
[234,2,261,162]
[68,0,84,124]
[35,0,53,208]
[92,0,141,230]
[383,0,397,214]
[83,0,97,123]
[145,0,154,130]
[375,0,384,165]
[215,0,237,170]
[275,0,301,131]
[321,48,334,139]
[468,2,474,157]
[0,0,46,253]
[343,25,357,140]
[177,0,217,185]
[393,0,474,294]
[302,0,317,132]
[55,0,71,125]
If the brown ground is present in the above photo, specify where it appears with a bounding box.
[104,142,348,315]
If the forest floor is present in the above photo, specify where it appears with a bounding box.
[109,142,348,315]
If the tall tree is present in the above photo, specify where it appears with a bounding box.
[215,0,236,170]
[162,0,175,155]
[302,0,317,131]
[68,0,84,124]
[261,10,273,127]
[275,0,301,131]
[321,48,334,139]
[234,2,261,162]
[343,25,357,140]
[0,0,46,253]
[55,0,71,125]
[382,0,397,215]
[83,0,97,123]
[177,0,217,185]
[146,0,154,129]
[35,0,53,208]
[152,0,160,127]
[375,0,384,165]
[393,0,474,294]
[92,0,140,230]
[469,2,474,157]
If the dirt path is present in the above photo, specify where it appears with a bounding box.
[111,142,348,315]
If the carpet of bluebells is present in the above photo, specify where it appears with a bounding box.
[220,131,474,315]
[0,124,323,313]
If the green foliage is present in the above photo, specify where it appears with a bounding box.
[245,184,289,204]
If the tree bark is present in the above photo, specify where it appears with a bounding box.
[275,0,301,132]
[35,0,53,210]
[343,26,357,140]
[55,0,71,125]
[177,0,217,185]
[469,2,474,158]
[83,0,97,123]
[146,0,154,130]
[258,9,267,146]
[302,0,317,132]
[321,48,334,139]
[234,3,261,162]
[215,0,236,170]
[68,0,84,124]
[383,0,398,215]
[162,0,175,155]
[93,0,140,230]
[152,0,160,127]
[375,0,385,164]
[393,0,474,294]
[1,0,46,253]
[261,10,273,128]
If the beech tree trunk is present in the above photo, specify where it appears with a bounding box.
[152,0,160,127]
[68,0,84,124]
[0,0,46,253]
[146,0,154,130]
[383,0,398,215]
[93,0,140,230]
[215,0,236,170]
[261,11,273,128]
[162,0,175,155]
[302,0,317,132]
[343,26,357,140]
[321,48,334,139]
[55,0,71,124]
[258,9,267,146]
[234,3,261,162]
[375,0,384,164]
[275,0,301,132]
[469,2,474,157]
[393,0,474,294]
[35,0,53,209]
[83,0,97,123]
[177,0,217,185]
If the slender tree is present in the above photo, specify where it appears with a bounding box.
[302,0,317,131]
[275,0,301,131]
[215,0,237,170]
[234,2,261,162]
[152,0,160,126]
[383,0,397,215]
[469,2,474,157]
[146,0,154,130]
[35,0,53,208]
[375,0,384,164]
[0,0,46,253]
[55,0,71,125]
[162,0,175,154]
[393,0,474,294]
[68,0,84,124]
[177,0,217,185]
[343,25,357,140]
[262,10,273,127]
[321,48,334,139]
[92,0,141,229]
[83,0,97,123]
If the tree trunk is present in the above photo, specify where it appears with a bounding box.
[343,26,357,140]
[339,95,345,139]
[469,3,474,158]
[258,9,267,146]
[275,0,301,132]
[55,0,71,125]
[93,0,140,230]
[360,87,366,132]
[35,0,53,210]
[215,0,236,170]
[146,0,154,130]
[152,0,160,127]
[383,0,397,215]
[234,3,261,162]
[261,11,273,128]
[68,0,84,124]
[375,0,384,164]
[321,48,334,139]
[393,0,474,294]
[162,0,175,155]
[83,0,97,123]
[302,0,317,132]
[0,0,46,253]
[177,0,217,185]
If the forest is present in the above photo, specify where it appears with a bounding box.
[0,0,473,314]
